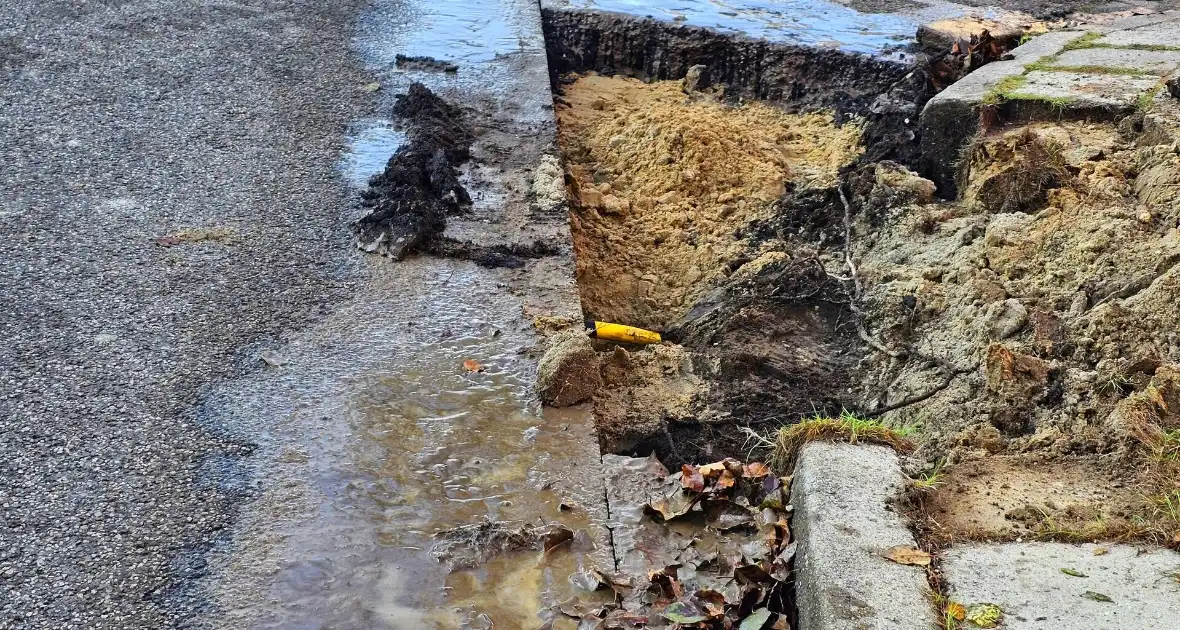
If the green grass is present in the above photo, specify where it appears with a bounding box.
[768,410,917,470]
[911,458,947,491]
[982,75,1028,106]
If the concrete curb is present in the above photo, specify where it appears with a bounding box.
[792,442,935,630]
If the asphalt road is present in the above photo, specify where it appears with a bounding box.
[0,1,369,627]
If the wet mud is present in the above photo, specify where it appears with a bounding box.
[353,82,559,269]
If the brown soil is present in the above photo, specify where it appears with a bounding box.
[556,73,861,330]
[917,455,1151,542]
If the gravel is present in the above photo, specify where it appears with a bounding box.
[0,1,369,627]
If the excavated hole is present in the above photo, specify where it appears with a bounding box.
[558,74,862,330]
[553,72,871,467]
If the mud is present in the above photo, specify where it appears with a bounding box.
[353,83,560,269]
[552,75,874,465]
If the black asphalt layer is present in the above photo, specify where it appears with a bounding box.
[0,1,369,627]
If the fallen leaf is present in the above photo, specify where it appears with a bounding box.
[541,526,574,553]
[743,462,772,478]
[462,359,484,373]
[661,601,708,624]
[681,465,705,492]
[1174,531,1180,544]
[881,545,931,567]
[155,235,182,247]
[699,461,727,477]
[1060,567,1087,578]
[716,469,737,490]
[964,603,1003,628]
[946,601,966,621]
[739,608,772,630]
[1082,591,1113,603]
[1093,546,1109,556]
[361,81,381,92]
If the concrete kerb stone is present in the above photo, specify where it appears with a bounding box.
[791,442,936,630]
[942,542,1180,629]
[919,14,1180,196]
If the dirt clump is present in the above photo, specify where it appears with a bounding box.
[536,328,602,407]
[353,82,558,268]
[592,343,706,462]
[557,73,862,330]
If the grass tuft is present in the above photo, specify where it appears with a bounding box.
[769,410,916,471]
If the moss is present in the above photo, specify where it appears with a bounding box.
[1060,31,1103,51]
[1025,62,1156,77]
[981,74,1027,106]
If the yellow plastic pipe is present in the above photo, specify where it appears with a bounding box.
[587,320,662,345]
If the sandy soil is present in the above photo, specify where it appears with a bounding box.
[557,74,861,330]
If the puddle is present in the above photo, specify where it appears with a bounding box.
[340,118,405,189]
[356,0,540,67]
[205,260,604,629]
[339,117,403,187]
[544,0,995,53]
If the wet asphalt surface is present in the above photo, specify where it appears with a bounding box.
[0,1,369,627]
[4,0,1180,628]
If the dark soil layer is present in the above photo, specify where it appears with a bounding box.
[541,8,934,168]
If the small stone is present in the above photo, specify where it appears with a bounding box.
[259,350,288,367]
[683,64,710,92]
[93,334,117,345]
[1138,210,1154,223]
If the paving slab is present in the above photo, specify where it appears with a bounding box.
[792,442,936,630]
[1096,18,1180,48]
[1049,47,1180,74]
[1012,70,1162,108]
[943,542,1180,629]
[921,12,1180,195]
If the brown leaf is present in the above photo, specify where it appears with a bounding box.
[699,461,727,477]
[881,545,931,567]
[681,464,705,492]
[1173,531,1180,544]
[541,526,574,553]
[462,359,484,373]
[743,462,772,478]
[715,469,736,490]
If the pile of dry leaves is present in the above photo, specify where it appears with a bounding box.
[550,458,794,629]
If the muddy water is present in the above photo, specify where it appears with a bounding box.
[204,0,602,627]
[545,0,1008,53]
[206,259,604,629]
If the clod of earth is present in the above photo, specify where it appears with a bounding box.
[352,83,559,268]
[429,519,577,572]
[535,328,601,407]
